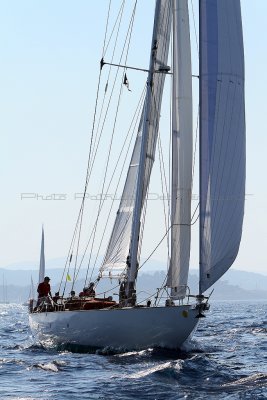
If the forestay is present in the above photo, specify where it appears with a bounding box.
[166,0,192,300]
[199,0,246,293]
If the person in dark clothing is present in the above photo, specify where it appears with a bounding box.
[83,282,95,297]
[52,291,60,303]
[37,276,52,298]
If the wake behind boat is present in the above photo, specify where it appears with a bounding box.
[29,0,245,351]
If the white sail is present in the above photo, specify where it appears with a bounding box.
[100,115,144,278]
[38,226,45,284]
[29,275,35,300]
[128,0,172,284]
[167,0,192,299]
[199,0,245,293]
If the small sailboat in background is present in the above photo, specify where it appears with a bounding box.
[0,274,9,304]
[38,226,45,285]
[26,227,45,310]
[23,276,36,308]
[29,0,245,350]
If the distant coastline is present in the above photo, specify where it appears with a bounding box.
[1,266,267,303]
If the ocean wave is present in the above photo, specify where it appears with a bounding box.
[221,373,267,389]
[31,361,59,372]
[127,361,182,379]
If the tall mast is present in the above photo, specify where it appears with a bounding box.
[126,1,161,300]
[126,0,171,301]
[198,0,202,295]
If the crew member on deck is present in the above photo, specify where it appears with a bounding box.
[84,282,96,297]
[52,291,60,303]
[37,276,52,298]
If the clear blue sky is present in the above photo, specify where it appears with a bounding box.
[0,0,266,275]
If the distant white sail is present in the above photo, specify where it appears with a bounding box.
[199,0,245,293]
[29,275,35,300]
[39,227,45,284]
[167,0,193,299]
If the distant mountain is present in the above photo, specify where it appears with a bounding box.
[219,269,267,291]
[137,271,267,301]
[189,268,267,292]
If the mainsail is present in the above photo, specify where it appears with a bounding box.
[167,0,192,299]
[199,0,246,293]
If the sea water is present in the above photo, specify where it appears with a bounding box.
[0,301,267,399]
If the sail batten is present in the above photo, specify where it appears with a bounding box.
[199,0,245,293]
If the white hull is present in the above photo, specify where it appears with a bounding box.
[29,304,200,350]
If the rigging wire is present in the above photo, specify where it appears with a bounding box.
[90,1,138,179]
[62,1,132,293]
[137,190,148,271]
[102,0,112,57]
[84,11,137,287]
[59,1,123,295]
[60,63,104,295]
[103,1,126,58]
[157,134,170,259]
[137,205,199,273]
[190,0,199,56]
[89,2,126,175]
[90,89,146,282]
[81,1,138,287]
[72,87,145,283]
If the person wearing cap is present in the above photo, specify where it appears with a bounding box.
[37,276,52,298]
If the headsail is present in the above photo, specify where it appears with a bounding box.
[167,0,193,299]
[100,114,144,278]
[38,226,45,284]
[199,0,245,293]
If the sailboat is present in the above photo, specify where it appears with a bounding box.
[26,227,45,310]
[29,0,245,350]
[23,276,36,308]
[0,274,9,304]
[38,226,45,285]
